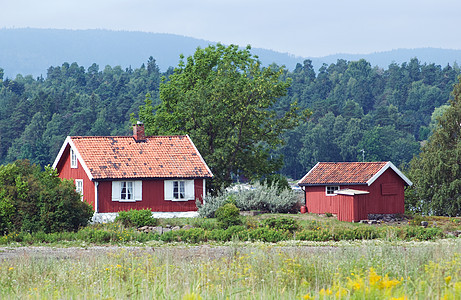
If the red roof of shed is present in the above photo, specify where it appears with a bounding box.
[298,162,412,186]
[53,135,213,180]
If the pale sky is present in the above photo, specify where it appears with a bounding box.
[1,0,460,57]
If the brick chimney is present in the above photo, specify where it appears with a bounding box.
[133,121,146,142]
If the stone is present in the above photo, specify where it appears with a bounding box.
[183,225,193,230]
[152,226,163,235]
[421,221,428,228]
[172,226,181,231]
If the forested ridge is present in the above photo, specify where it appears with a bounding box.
[0,56,459,180]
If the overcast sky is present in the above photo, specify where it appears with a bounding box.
[1,0,459,57]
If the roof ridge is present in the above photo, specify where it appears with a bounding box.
[70,134,188,139]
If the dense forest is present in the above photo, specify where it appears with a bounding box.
[0,56,459,180]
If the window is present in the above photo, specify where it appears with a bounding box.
[121,181,133,200]
[326,186,339,195]
[75,179,83,201]
[71,148,78,168]
[173,181,185,199]
[112,181,142,202]
[164,180,194,201]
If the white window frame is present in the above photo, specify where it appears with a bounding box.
[70,148,78,168]
[112,181,142,202]
[326,186,340,196]
[75,179,83,201]
[164,180,195,201]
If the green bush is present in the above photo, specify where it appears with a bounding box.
[215,203,242,229]
[262,217,299,233]
[115,209,158,228]
[296,229,332,242]
[0,160,93,234]
[196,194,235,218]
[248,227,291,243]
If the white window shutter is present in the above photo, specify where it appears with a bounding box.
[134,181,142,201]
[112,181,121,201]
[186,180,195,200]
[164,180,173,200]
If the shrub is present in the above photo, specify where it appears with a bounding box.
[296,229,332,242]
[197,194,235,218]
[0,160,93,234]
[160,228,207,243]
[248,227,291,243]
[262,217,300,233]
[115,209,158,228]
[215,203,242,229]
[198,181,300,217]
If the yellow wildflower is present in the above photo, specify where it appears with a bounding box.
[303,294,312,299]
[379,274,401,289]
[445,275,452,285]
[348,276,364,291]
[368,267,382,286]
[319,288,333,296]
[335,287,348,298]
[182,292,202,300]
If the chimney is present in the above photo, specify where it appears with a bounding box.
[133,121,146,142]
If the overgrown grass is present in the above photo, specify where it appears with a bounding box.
[2,239,461,299]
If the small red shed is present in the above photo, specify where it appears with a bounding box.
[298,162,412,222]
[52,123,213,214]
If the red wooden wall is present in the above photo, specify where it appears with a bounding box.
[304,168,406,221]
[97,179,204,213]
[304,185,341,214]
[56,144,95,208]
[337,194,368,222]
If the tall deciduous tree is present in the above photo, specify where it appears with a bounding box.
[406,79,461,215]
[137,44,310,190]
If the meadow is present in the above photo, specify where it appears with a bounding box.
[1,239,461,299]
[1,214,461,299]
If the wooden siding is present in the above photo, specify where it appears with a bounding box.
[304,186,341,214]
[97,179,204,213]
[56,144,95,208]
[304,168,405,221]
[337,194,368,222]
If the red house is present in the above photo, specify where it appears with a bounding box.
[52,123,213,217]
[298,162,412,222]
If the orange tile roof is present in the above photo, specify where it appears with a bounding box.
[69,135,212,180]
[298,162,388,185]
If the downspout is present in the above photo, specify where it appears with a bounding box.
[94,181,99,213]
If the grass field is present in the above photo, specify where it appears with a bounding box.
[1,239,461,299]
[1,213,461,299]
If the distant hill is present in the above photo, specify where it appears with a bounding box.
[1,28,461,78]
